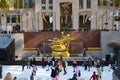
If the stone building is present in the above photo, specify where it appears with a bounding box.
[0,0,120,32]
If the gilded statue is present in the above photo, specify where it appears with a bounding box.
[49,32,72,57]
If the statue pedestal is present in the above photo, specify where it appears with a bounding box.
[51,51,70,57]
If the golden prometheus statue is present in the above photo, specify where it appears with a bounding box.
[49,32,73,57]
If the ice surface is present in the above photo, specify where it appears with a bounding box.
[1,65,113,80]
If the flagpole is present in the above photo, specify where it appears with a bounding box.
[96,11,97,29]
[102,15,103,30]
[112,10,114,30]
[105,11,108,29]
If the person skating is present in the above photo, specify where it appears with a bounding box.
[0,64,2,79]
[73,58,77,72]
[51,66,57,80]
[97,68,102,79]
[62,60,67,75]
[41,57,45,68]
[52,56,55,67]
[46,57,51,71]
[55,73,60,80]
[89,71,97,80]
[71,73,77,80]
[30,72,34,80]
[32,64,37,75]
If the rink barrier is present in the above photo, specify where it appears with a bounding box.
[0,60,94,66]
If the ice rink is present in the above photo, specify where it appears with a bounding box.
[1,65,113,80]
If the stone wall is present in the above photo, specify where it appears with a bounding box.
[9,31,120,60]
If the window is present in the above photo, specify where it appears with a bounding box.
[86,0,91,8]
[102,0,110,6]
[42,0,46,4]
[7,15,10,23]
[41,0,46,10]
[109,0,113,6]
[49,6,53,10]
[79,0,83,9]
[49,0,53,10]
[98,0,101,6]
[49,0,53,4]
[12,15,16,23]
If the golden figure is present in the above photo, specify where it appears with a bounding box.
[49,32,72,57]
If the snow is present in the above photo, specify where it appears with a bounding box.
[1,65,113,80]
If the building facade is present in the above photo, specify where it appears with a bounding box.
[0,0,120,32]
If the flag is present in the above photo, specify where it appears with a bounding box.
[107,11,113,19]
[89,12,96,20]
[49,16,53,23]
[114,11,119,17]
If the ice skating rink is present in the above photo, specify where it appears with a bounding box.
[1,65,113,80]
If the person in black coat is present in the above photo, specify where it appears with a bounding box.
[71,73,77,80]
[0,64,2,79]
[51,67,57,79]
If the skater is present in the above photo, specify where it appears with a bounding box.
[73,58,77,72]
[51,66,57,80]
[75,66,80,77]
[0,64,2,79]
[52,56,55,66]
[97,68,102,79]
[55,73,60,80]
[87,60,91,71]
[62,60,67,75]
[46,57,51,71]
[22,59,25,71]
[41,57,45,68]
[32,64,37,75]
[32,57,36,65]
[89,71,97,80]
[27,58,31,69]
[30,72,34,80]
[83,59,87,70]
[71,73,77,80]
[58,59,63,72]
[13,77,17,80]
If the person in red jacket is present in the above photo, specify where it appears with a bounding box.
[30,73,34,80]
[89,71,97,80]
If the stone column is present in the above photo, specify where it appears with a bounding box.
[72,0,79,30]
[53,0,60,30]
